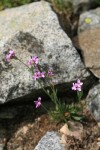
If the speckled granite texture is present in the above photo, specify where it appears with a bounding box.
[34,131,65,150]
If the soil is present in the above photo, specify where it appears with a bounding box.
[0,102,99,150]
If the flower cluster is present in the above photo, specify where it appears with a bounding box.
[5,50,54,109]
[27,56,54,81]
[6,50,54,81]
[34,97,41,108]
[47,70,54,76]
[72,79,83,91]
[6,50,15,61]
[33,71,45,80]
[27,56,39,66]
[27,56,46,80]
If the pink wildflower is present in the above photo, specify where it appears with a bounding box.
[27,56,39,66]
[40,72,45,78]
[27,59,33,66]
[47,70,54,77]
[6,50,15,61]
[32,56,39,65]
[77,79,83,86]
[34,97,41,108]
[72,83,77,91]
[72,79,83,91]
[33,71,45,80]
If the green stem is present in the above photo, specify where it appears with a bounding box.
[16,57,30,69]
[41,104,48,112]
[38,80,59,109]
[38,80,53,100]
[51,84,59,106]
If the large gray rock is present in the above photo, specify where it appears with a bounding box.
[86,83,100,121]
[73,27,100,78]
[0,1,92,103]
[74,7,100,78]
[34,131,65,150]
[78,7,100,33]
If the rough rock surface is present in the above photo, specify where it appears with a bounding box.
[71,0,97,14]
[78,7,100,33]
[34,131,65,150]
[86,83,100,121]
[0,1,91,103]
[73,27,100,78]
